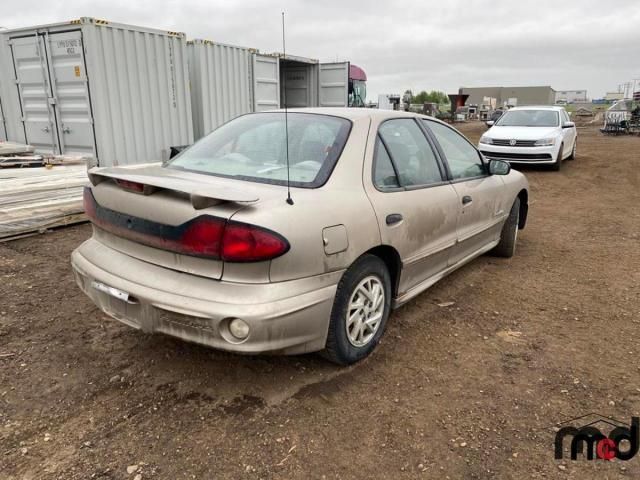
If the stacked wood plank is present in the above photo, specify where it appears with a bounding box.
[0,165,89,241]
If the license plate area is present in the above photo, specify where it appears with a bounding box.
[91,281,137,304]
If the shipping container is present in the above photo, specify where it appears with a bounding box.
[272,54,351,110]
[0,91,6,141]
[0,47,8,141]
[187,40,253,140]
[187,40,350,139]
[0,17,193,166]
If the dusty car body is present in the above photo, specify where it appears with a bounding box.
[72,108,529,364]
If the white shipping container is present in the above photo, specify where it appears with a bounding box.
[0,91,6,142]
[0,17,193,166]
[186,43,350,139]
[0,46,8,141]
[187,40,253,139]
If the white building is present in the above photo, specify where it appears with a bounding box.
[555,90,588,103]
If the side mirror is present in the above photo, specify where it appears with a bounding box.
[488,159,511,175]
[562,121,575,129]
[485,120,495,127]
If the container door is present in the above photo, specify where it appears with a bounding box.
[45,31,96,158]
[252,54,280,111]
[319,62,349,107]
[9,35,60,153]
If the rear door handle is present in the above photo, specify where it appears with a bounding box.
[386,213,403,225]
[462,195,473,205]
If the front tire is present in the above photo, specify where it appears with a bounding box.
[322,254,391,365]
[491,197,520,258]
[550,144,563,171]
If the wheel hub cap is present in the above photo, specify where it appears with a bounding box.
[346,276,385,347]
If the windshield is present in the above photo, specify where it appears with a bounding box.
[608,100,631,112]
[168,113,352,187]
[496,110,559,127]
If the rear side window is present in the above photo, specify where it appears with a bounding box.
[373,136,400,189]
[424,120,485,180]
[376,119,443,188]
[169,113,352,188]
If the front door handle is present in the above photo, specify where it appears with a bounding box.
[386,213,403,225]
[462,195,473,205]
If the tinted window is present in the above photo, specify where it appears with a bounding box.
[378,119,442,187]
[425,121,485,180]
[373,136,400,189]
[169,113,351,188]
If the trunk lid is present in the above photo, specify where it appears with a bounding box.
[88,163,265,280]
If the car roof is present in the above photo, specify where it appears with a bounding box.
[264,107,437,122]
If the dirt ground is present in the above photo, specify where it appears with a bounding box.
[1,123,639,479]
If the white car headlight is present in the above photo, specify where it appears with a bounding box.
[534,138,556,146]
[479,135,493,145]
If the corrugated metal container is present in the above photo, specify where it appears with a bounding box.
[186,44,351,139]
[0,17,193,166]
[0,45,10,141]
[187,40,253,139]
[0,88,7,141]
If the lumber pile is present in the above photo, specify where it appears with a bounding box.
[0,141,43,168]
[0,164,89,241]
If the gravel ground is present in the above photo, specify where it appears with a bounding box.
[1,123,639,479]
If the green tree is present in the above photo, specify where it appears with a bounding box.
[411,90,448,105]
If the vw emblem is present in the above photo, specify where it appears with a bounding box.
[509,139,517,146]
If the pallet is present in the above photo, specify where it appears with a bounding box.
[0,164,89,240]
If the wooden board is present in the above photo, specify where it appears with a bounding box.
[0,165,89,240]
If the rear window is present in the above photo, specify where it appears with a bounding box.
[168,113,352,188]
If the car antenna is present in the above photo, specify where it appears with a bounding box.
[282,11,294,205]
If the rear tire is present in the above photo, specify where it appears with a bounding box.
[321,254,391,365]
[550,144,563,171]
[491,197,520,258]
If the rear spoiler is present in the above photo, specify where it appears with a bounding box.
[88,166,259,210]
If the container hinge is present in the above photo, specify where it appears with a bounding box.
[48,97,57,105]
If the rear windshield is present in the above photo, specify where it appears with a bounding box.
[168,113,352,188]
[496,110,559,127]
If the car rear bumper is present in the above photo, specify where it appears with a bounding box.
[480,145,556,164]
[71,238,341,355]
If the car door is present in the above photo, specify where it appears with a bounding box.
[423,119,506,265]
[560,110,575,155]
[364,118,460,296]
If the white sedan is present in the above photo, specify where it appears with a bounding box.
[479,106,577,171]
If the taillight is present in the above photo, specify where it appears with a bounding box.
[83,187,97,219]
[83,188,289,262]
[115,179,145,193]
[222,222,290,262]
[180,217,225,257]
